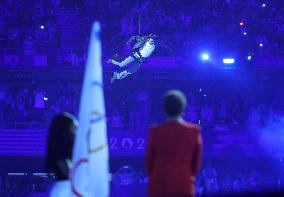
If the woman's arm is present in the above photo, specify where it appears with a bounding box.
[56,159,72,179]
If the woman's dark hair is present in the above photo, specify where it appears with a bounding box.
[45,112,77,177]
[163,90,187,117]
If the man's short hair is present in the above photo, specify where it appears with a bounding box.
[147,33,157,39]
[163,90,187,117]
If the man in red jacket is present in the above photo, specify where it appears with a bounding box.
[145,90,202,197]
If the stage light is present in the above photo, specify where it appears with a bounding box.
[223,58,235,64]
[43,96,48,101]
[240,22,244,26]
[40,25,45,29]
[243,32,247,35]
[201,53,209,61]
[259,43,263,47]
[247,55,252,61]
[262,3,266,7]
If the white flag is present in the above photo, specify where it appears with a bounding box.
[71,22,109,197]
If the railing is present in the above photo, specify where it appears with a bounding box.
[1,48,284,69]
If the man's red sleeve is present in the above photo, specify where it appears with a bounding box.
[191,129,203,176]
[145,128,156,175]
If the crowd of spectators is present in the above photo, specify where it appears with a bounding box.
[110,165,274,196]
[114,164,281,196]
[196,166,266,196]
[1,79,282,134]
[0,82,78,129]
[0,164,281,196]
[152,87,282,132]
[1,0,284,63]
[0,0,61,52]
[185,92,278,131]
[64,0,284,56]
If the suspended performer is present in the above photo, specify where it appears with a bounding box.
[107,33,157,83]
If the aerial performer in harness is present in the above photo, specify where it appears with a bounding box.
[107,33,157,83]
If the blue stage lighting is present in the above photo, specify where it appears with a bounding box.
[223,58,235,64]
[247,55,252,61]
[201,53,209,61]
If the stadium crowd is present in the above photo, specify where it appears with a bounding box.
[1,0,284,59]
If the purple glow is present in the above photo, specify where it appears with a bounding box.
[1,1,284,196]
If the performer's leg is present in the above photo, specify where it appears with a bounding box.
[108,56,135,67]
[127,61,141,74]
[111,61,142,83]
[111,71,129,83]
